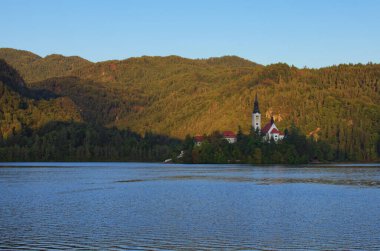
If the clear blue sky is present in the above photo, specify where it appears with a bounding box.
[1,0,379,68]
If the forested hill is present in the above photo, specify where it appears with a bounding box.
[0,59,82,139]
[0,48,379,161]
[0,48,91,83]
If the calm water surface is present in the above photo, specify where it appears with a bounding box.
[0,163,380,250]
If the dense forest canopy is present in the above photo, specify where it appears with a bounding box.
[0,48,379,162]
[0,59,81,141]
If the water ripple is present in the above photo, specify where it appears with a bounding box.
[1,163,380,250]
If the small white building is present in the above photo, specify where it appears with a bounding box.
[261,117,285,142]
[194,135,205,146]
[223,131,237,144]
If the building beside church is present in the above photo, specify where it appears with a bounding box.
[222,131,237,143]
[194,94,284,145]
[194,135,205,146]
[252,94,285,142]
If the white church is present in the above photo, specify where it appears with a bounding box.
[252,94,285,142]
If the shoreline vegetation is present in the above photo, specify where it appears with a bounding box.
[0,121,378,164]
[0,49,379,163]
[0,162,379,168]
[173,126,341,164]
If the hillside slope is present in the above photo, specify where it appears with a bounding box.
[0,59,82,139]
[0,48,92,83]
[0,49,379,161]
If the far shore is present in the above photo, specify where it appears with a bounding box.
[0,161,379,168]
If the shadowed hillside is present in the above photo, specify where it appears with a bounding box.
[0,121,181,162]
[0,59,82,140]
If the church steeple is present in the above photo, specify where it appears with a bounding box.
[252,93,261,131]
[253,93,260,113]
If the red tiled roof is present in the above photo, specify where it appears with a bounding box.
[261,122,272,134]
[194,136,205,142]
[270,128,280,134]
[223,131,236,138]
[279,132,285,136]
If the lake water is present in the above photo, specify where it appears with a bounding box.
[1,163,380,250]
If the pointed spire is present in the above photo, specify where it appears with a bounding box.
[270,116,274,125]
[253,93,260,113]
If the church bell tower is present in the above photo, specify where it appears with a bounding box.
[252,93,261,131]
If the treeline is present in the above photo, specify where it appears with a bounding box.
[0,121,377,163]
[0,122,181,162]
[178,126,334,164]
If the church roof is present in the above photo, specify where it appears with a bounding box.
[223,131,236,138]
[271,128,280,134]
[194,136,205,142]
[253,93,260,113]
[261,122,273,134]
[261,119,284,135]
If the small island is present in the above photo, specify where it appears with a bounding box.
[172,94,333,164]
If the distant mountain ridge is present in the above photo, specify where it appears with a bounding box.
[0,48,379,161]
[0,48,92,83]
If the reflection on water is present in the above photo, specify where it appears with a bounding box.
[0,163,380,250]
